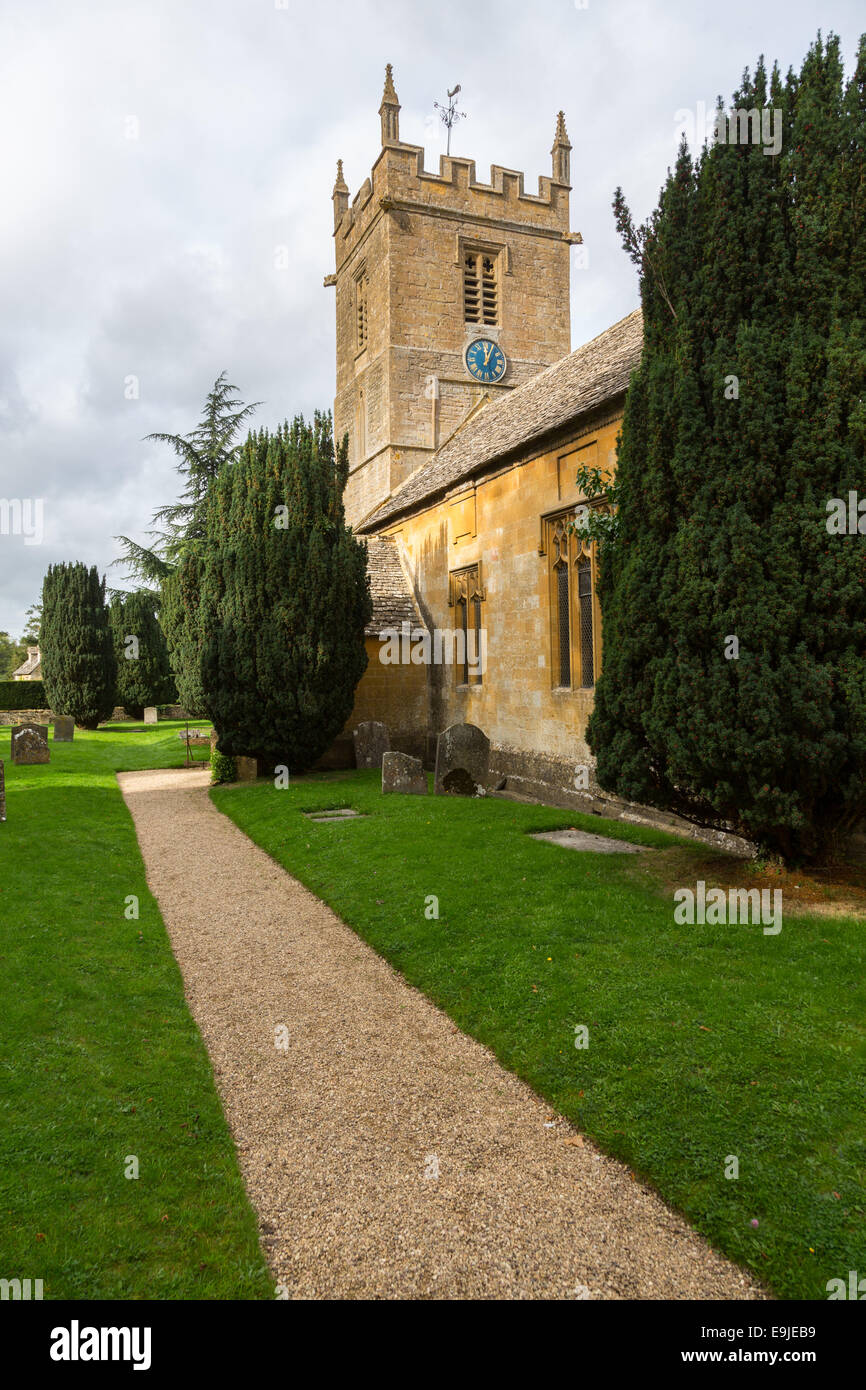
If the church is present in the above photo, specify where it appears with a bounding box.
[323,66,642,803]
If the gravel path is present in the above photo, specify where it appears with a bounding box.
[118,767,765,1301]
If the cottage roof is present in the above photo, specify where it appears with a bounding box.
[12,646,41,679]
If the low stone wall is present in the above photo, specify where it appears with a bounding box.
[2,706,193,727]
[105,706,192,723]
[488,741,754,857]
[0,708,53,726]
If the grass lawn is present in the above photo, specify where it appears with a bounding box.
[213,768,866,1301]
[0,722,272,1300]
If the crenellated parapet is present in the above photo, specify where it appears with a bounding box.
[331,68,578,266]
[328,66,579,527]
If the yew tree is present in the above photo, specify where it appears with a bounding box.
[588,33,866,863]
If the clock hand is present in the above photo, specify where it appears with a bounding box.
[483,343,492,365]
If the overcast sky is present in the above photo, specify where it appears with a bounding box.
[0,0,862,637]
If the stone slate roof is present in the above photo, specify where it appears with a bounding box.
[364,536,424,635]
[358,308,643,532]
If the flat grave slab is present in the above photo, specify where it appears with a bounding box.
[303,808,366,823]
[530,828,650,854]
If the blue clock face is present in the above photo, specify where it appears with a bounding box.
[465,338,507,383]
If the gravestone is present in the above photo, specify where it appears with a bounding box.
[434,722,490,795]
[143,707,159,725]
[0,760,5,822]
[382,751,427,795]
[178,728,211,745]
[354,720,390,769]
[11,723,50,765]
[235,756,258,782]
[53,716,74,742]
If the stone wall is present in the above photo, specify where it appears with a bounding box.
[315,635,428,769]
[0,708,53,726]
[381,409,622,780]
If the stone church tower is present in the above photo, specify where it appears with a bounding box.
[328,65,581,527]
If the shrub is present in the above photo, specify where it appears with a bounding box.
[0,680,48,710]
[210,745,236,785]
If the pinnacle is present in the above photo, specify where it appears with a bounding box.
[553,110,571,147]
[381,62,399,107]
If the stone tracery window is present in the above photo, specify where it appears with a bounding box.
[448,563,484,686]
[546,513,598,690]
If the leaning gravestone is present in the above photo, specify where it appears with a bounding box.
[11,723,50,765]
[354,721,390,769]
[434,722,490,796]
[53,716,74,742]
[0,760,5,822]
[143,707,159,725]
[382,751,427,796]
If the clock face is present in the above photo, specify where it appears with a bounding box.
[465,338,507,383]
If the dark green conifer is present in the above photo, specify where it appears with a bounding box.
[588,33,866,863]
[41,564,117,729]
[201,413,371,768]
[108,591,176,719]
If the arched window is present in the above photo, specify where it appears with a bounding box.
[577,556,594,687]
[554,549,571,688]
[545,513,599,689]
[449,563,484,686]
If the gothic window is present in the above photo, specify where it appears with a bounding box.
[577,557,594,687]
[355,268,369,349]
[463,250,499,326]
[546,514,599,690]
[448,563,484,686]
[555,555,571,687]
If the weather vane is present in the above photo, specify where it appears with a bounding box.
[434,84,466,155]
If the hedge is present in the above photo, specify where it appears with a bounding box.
[0,680,48,710]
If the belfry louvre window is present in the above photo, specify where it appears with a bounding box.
[355,270,369,349]
[448,563,484,686]
[463,251,499,325]
[546,513,600,690]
